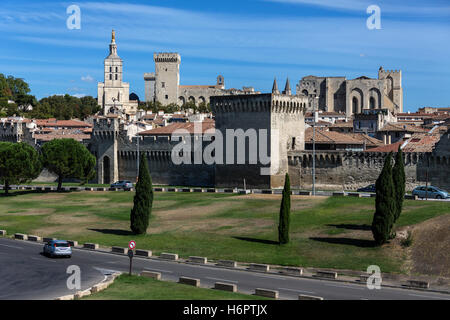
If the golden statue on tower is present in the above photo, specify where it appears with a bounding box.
[112,29,115,42]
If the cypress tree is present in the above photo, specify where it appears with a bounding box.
[392,146,406,223]
[130,155,153,235]
[278,173,291,244]
[372,153,396,245]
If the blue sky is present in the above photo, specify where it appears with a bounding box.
[0,0,449,112]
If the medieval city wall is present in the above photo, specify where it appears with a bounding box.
[116,134,215,187]
[287,150,450,191]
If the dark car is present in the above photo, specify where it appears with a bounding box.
[357,184,376,193]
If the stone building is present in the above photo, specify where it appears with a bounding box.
[296,67,403,116]
[97,30,138,118]
[89,78,307,189]
[287,128,450,192]
[144,53,259,107]
[211,79,308,188]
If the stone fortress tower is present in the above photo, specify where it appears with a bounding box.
[152,53,181,105]
[144,53,258,107]
[211,78,308,189]
[97,30,138,118]
[296,66,403,116]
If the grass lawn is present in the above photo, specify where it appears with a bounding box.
[0,190,449,274]
[83,274,267,300]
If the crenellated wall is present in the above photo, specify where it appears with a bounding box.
[288,149,450,191]
[91,116,215,186]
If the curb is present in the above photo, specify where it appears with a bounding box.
[55,272,121,300]
[5,234,450,296]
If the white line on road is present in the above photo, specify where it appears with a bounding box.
[251,273,288,280]
[143,268,173,274]
[0,243,24,250]
[323,283,365,290]
[30,257,56,263]
[206,277,238,283]
[277,287,315,294]
[408,293,450,300]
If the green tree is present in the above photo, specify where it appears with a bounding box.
[197,102,211,113]
[0,142,42,195]
[372,153,396,245]
[41,139,96,191]
[392,146,406,223]
[130,155,154,235]
[278,173,291,244]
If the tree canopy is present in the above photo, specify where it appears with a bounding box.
[130,155,154,235]
[0,142,42,195]
[41,138,96,191]
[372,153,396,245]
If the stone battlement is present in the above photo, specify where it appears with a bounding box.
[211,94,307,115]
[153,52,181,63]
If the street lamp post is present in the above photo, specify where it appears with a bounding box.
[136,128,140,179]
[312,96,319,196]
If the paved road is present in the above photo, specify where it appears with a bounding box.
[1,238,449,300]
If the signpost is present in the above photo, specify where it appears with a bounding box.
[128,241,136,275]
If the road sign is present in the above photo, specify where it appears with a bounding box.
[127,242,135,275]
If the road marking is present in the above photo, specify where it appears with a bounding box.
[408,293,449,300]
[31,257,56,263]
[143,268,173,274]
[0,243,24,250]
[251,273,287,280]
[277,287,315,294]
[206,277,238,283]
[323,283,365,290]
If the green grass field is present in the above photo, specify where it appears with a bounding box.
[83,274,267,300]
[0,189,448,274]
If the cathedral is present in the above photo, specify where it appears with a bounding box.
[296,67,403,116]
[97,30,138,118]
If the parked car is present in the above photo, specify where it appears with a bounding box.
[110,180,133,191]
[357,184,376,193]
[43,240,72,258]
[412,186,449,199]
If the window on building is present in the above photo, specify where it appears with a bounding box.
[115,74,118,80]
[165,95,168,99]
[109,74,112,80]
[162,82,165,88]
[116,67,118,72]
[109,67,112,72]
[291,137,296,150]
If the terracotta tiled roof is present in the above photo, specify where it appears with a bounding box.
[378,123,428,133]
[35,119,93,128]
[34,134,91,142]
[140,119,215,136]
[142,114,156,120]
[330,121,353,128]
[171,114,187,119]
[305,128,362,145]
[365,140,403,153]
[347,133,384,147]
[402,133,441,153]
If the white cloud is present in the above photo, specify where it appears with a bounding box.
[263,0,450,16]
[81,75,94,82]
